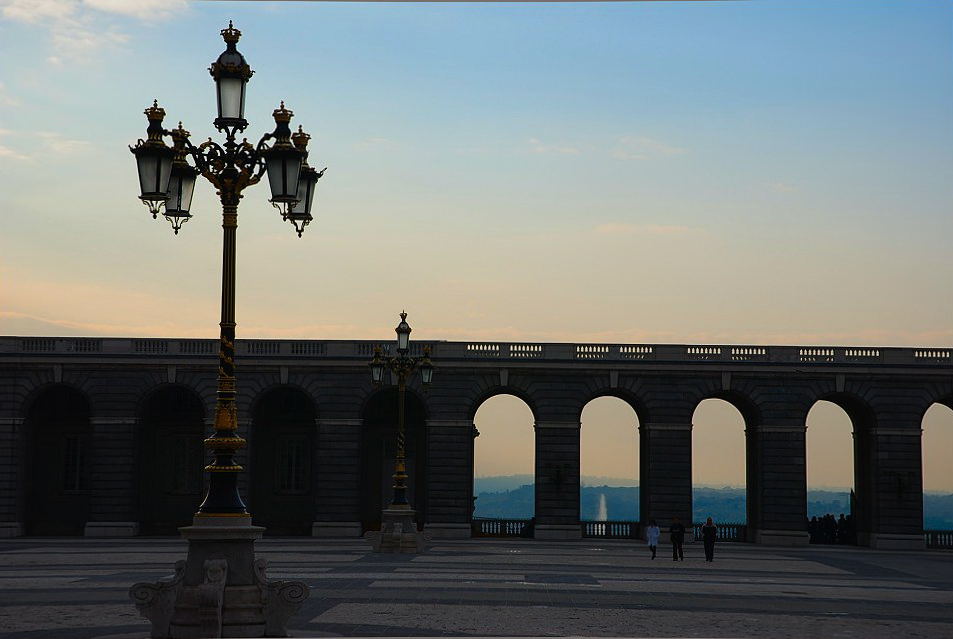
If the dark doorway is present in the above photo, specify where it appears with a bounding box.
[25,386,92,535]
[251,387,316,535]
[139,386,205,534]
[360,388,427,533]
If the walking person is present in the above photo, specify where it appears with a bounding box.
[702,516,717,562]
[669,516,685,561]
[645,519,660,560]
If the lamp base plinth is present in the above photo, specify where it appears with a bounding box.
[129,515,309,638]
[366,506,427,554]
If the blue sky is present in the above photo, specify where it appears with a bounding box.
[1,1,950,345]
[1,1,951,486]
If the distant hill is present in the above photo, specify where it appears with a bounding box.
[471,477,953,528]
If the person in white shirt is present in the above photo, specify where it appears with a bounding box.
[645,519,661,559]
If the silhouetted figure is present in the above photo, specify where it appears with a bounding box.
[837,514,848,544]
[701,517,717,562]
[645,519,660,560]
[844,513,855,545]
[822,514,836,544]
[669,517,685,561]
[808,516,819,544]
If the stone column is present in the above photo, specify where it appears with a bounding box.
[425,419,474,539]
[312,418,362,537]
[640,422,692,533]
[85,418,140,537]
[865,427,925,550]
[747,423,809,546]
[534,421,581,540]
[0,417,23,537]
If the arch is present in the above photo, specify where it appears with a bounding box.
[360,387,427,533]
[24,384,92,535]
[250,385,318,535]
[805,395,873,545]
[692,398,748,528]
[467,385,539,423]
[579,395,639,523]
[138,384,206,534]
[576,388,649,426]
[472,394,536,525]
[922,401,953,531]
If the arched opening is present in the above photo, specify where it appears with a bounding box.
[251,386,317,535]
[580,396,639,525]
[25,385,92,535]
[472,394,535,533]
[692,399,748,533]
[138,385,205,534]
[806,398,870,545]
[360,388,427,533]
[922,401,953,532]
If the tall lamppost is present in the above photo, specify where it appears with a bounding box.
[367,312,434,552]
[128,23,317,639]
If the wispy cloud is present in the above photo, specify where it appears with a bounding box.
[38,131,92,155]
[528,137,579,155]
[84,0,187,21]
[0,0,185,65]
[611,135,686,161]
[592,222,699,236]
[0,144,29,161]
[0,129,92,160]
[768,181,798,193]
[0,129,29,161]
[0,82,20,107]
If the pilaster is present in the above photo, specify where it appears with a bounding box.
[865,426,924,549]
[86,418,139,537]
[535,421,581,539]
[313,418,361,530]
[0,417,24,535]
[640,422,692,531]
[426,419,475,531]
[747,423,809,546]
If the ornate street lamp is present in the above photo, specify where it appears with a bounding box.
[128,22,317,639]
[367,312,434,553]
[287,126,326,237]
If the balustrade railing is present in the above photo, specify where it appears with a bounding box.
[925,529,953,549]
[582,520,640,539]
[692,522,747,542]
[472,518,533,538]
[3,337,950,367]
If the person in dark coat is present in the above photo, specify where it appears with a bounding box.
[669,516,685,561]
[701,516,717,562]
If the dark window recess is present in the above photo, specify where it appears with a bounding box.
[275,436,309,494]
[168,435,203,495]
[63,435,88,492]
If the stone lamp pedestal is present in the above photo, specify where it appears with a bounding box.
[130,516,309,638]
[366,505,427,553]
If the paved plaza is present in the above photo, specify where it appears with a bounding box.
[0,537,951,638]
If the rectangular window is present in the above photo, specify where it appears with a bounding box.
[63,435,87,492]
[275,436,309,494]
[168,435,203,495]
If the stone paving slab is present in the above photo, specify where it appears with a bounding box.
[0,538,951,638]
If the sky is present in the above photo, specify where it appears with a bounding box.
[1,1,951,490]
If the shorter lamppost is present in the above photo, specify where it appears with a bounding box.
[367,311,434,553]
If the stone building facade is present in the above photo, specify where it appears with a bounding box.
[1,336,950,548]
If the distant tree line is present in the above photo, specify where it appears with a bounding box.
[472,481,953,528]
